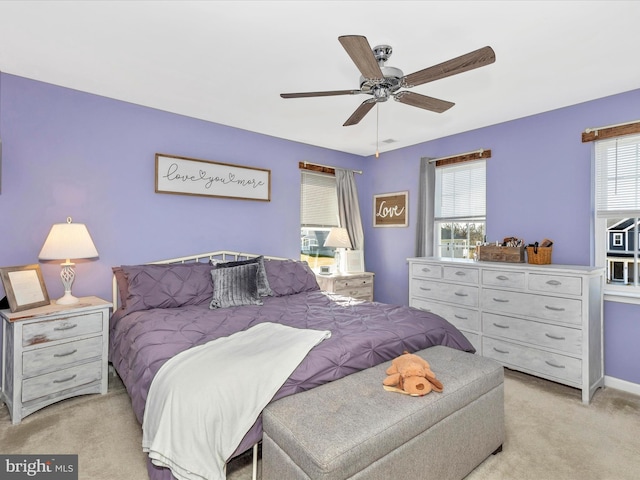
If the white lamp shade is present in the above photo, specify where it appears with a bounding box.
[39,219,99,261]
[323,227,352,249]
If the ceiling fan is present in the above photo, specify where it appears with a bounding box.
[280,35,496,126]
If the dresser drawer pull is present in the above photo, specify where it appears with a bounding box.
[493,347,510,354]
[421,267,431,273]
[455,271,467,276]
[496,275,509,281]
[492,323,510,329]
[545,333,566,341]
[492,298,509,303]
[53,323,78,331]
[53,349,78,358]
[454,314,468,320]
[544,305,565,312]
[546,280,562,286]
[454,292,468,297]
[420,286,432,291]
[545,361,566,369]
[53,374,77,384]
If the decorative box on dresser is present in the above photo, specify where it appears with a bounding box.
[407,257,604,404]
[315,272,375,302]
[1,296,112,424]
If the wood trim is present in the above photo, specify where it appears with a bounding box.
[435,149,491,167]
[582,121,640,142]
[299,162,335,175]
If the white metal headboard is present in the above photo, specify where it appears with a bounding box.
[111,250,288,309]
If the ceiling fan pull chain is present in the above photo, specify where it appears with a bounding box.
[376,104,380,158]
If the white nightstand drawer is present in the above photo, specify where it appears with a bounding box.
[410,263,442,279]
[336,285,373,300]
[528,274,582,296]
[22,360,102,403]
[443,266,479,284]
[23,336,103,377]
[481,288,582,325]
[411,278,479,308]
[22,312,103,347]
[482,269,525,290]
[334,276,373,290]
[482,312,582,355]
[483,337,581,384]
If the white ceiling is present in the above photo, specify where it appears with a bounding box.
[1,1,639,156]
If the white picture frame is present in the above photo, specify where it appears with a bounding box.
[343,250,365,273]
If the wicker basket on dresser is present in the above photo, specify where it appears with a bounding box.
[407,257,604,404]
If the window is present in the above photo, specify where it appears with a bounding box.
[300,170,339,269]
[594,133,640,300]
[434,160,486,259]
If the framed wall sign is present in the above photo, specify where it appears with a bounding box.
[0,264,50,312]
[373,191,408,227]
[155,153,271,201]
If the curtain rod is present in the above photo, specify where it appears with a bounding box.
[301,161,362,174]
[584,119,640,134]
[428,149,488,163]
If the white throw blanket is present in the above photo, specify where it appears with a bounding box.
[142,322,331,480]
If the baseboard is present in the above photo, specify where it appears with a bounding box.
[604,375,640,396]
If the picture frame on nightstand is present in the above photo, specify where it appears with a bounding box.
[0,264,50,312]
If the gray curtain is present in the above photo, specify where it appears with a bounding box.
[335,168,364,251]
[415,157,435,257]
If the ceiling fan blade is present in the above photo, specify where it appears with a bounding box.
[394,91,454,113]
[338,35,384,81]
[343,100,377,126]
[280,90,361,99]
[403,46,496,87]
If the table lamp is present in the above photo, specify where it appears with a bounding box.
[39,217,99,305]
[323,227,352,274]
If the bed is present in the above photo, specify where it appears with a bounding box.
[108,251,475,480]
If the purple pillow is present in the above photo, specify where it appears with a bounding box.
[263,259,320,297]
[120,263,213,315]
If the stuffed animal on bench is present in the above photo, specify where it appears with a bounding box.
[383,351,443,396]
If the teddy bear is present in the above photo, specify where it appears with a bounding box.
[383,351,443,396]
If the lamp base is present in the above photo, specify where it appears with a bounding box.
[55,292,80,305]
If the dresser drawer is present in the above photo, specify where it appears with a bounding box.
[528,274,582,296]
[443,266,479,284]
[23,336,104,378]
[412,298,480,332]
[482,312,582,355]
[22,312,103,347]
[482,269,525,289]
[22,360,102,403]
[481,288,582,325]
[483,337,581,385]
[411,278,478,308]
[410,263,442,279]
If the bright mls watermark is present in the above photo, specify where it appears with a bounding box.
[1,455,77,479]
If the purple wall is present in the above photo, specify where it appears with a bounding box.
[361,87,640,385]
[1,72,639,386]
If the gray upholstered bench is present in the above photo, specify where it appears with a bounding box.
[262,345,504,480]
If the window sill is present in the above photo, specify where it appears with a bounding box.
[603,290,640,306]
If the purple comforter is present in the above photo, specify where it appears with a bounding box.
[109,291,473,478]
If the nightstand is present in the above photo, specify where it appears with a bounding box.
[1,296,112,424]
[315,272,375,302]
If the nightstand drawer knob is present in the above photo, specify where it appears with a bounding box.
[53,349,78,358]
[53,374,77,384]
[54,323,78,331]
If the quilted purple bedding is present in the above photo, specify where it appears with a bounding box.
[108,257,474,479]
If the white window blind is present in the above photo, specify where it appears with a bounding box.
[595,134,640,216]
[435,160,486,220]
[300,171,339,227]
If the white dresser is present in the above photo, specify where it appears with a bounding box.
[407,257,604,404]
[1,296,111,423]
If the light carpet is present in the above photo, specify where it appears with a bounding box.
[1,369,639,480]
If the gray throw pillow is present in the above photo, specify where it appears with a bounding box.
[211,255,273,297]
[209,263,263,309]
